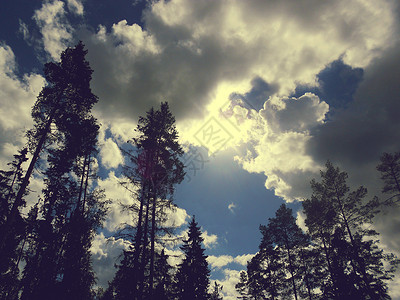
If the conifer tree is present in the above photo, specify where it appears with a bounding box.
[210,281,223,300]
[112,102,184,299]
[235,271,250,300]
[267,204,310,300]
[175,217,210,300]
[303,161,397,299]
[0,148,29,298]
[0,41,98,256]
[18,42,106,300]
[377,152,400,204]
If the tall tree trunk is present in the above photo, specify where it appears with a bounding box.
[334,188,375,299]
[138,187,151,300]
[76,154,88,213]
[82,154,91,212]
[0,111,55,255]
[148,180,157,298]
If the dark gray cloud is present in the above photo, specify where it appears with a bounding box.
[307,42,400,169]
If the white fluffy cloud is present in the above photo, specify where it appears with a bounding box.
[202,230,218,248]
[33,0,74,60]
[66,0,84,16]
[91,232,128,288]
[97,171,134,231]
[234,93,329,201]
[99,137,124,169]
[207,253,255,269]
[0,44,45,169]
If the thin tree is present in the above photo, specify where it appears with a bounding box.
[0,148,29,299]
[113,102,184,299]
[267,204,310,300]
[210,281,224,300]
[377,152,400,204]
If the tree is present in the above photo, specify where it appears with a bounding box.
[303,161,397,299]
[267,204,311,300]
[247,227,285,300]
[377,152,400,204]
[19,42,107,300]
[112,102,185,299]
[210,281,224,300]
[0,41,98,256]
[235,271,250,300]
[153,249,175,300]
[175,217,210,300]
[0,148,29,299]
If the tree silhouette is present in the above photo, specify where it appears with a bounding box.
[16,42,107,300]
[235,271,251,300]
[175,217,210,300]
[0,42,98,257]
[303,161,397,299]
[210,281,223,300]
[112,102,184,299]
[0,148,29,299]
[377,152,400,204]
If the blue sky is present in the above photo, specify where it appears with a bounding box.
[1,0,400,298]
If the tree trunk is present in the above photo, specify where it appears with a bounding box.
[0,111,54,254]
[148,180,157,298]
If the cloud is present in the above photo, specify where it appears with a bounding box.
[91,232,128,288]
[66,0,84,16]
[233,253,255,266]
[79,0,396,125]
[0,44,45,169]
[216,269,242,300]
[161,205,189,228]
[33,0,73,60]
[97,171,135,231]
[202,230,218,248]
[207,253,255,269]
[208,255,234,269]
[234,93,329,201]
[99,137,124,169]
[228,202,236,214]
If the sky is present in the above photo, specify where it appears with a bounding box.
[0,0,400,298]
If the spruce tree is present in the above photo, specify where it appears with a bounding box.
[175,217,210,300]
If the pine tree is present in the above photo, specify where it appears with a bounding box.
[303,161,397,299]
[153,249,174,300]
[377,152,400,204]
[267,204,311,300]
[0,41,98,256]
[210,281,223,300]
[175,217,210,300]
[247,227,285,300]
[112,102,184,299]
[19,42,106,300]
[0,148,29,299]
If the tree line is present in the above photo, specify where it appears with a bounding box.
[0,42,399,299]
[236,160,400,300]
